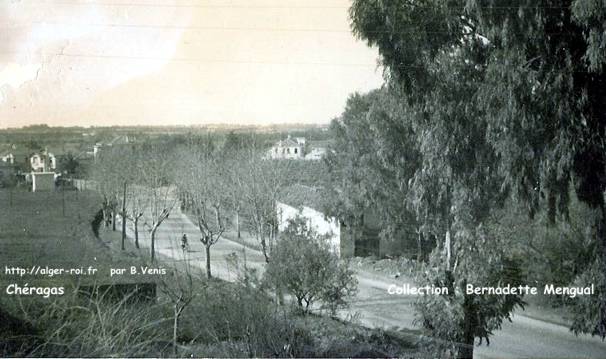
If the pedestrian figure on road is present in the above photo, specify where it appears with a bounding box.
[181,233,189,252]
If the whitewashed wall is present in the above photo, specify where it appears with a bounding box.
[276,201,341,257]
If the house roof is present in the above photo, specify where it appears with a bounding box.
[276,137,301,147]
[278,184,327,211]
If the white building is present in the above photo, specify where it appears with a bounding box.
[93,143,102,159]
[269,135,305,160]
[1,144,18,164]
[277,201,342,257]
[1,153,15,164]
[30,151,56,172]
[304,147,326,161]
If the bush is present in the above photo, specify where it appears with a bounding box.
[491,194,597,307]
[0,306,40,357]
[570,259,606,338]
[91,209,104,238]
[180,280,313,357]
[180,279,416,358]
[1,292,170,357]
[264,216,357,314]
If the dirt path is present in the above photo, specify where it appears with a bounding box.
[122,208,606,359]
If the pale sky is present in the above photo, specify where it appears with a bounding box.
[0,0,383,128]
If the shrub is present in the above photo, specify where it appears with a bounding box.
[180,280,313,357]
[570,259,606,337]
[0,306,40,357]
[91,209,104,238]
[1,291,170,357]
[264,216,357,314]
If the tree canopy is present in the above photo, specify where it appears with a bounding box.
[341,0,606,355]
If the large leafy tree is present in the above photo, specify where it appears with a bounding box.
[57,152,83,178]
[331,54,524,358]
[326,89,422,257]
[349,0,606,354]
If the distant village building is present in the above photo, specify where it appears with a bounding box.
[304,147,327,161]
[93,143,102,159]
[269,135,305,160]
[30,150,56,172]
[1,146,56,173]
[267,135,326,161]
[27,150,58,192]
[89,136,132,160]
[1,145,59,191]
[1,153,15,164]
[1,144,20,166]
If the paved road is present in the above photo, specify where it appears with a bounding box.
[121,208,606,359]
[351,270,606,358]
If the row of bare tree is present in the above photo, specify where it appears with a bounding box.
[90,137,304,278]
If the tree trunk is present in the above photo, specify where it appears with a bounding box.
[236,210,241,239]
[458,295,475,359]
[150,225,157,262]
[103,202,110,227]
[62,187,66,217]
[260,239,269,263]
[445,230,451,270]
[121,182,127,250]
[215,207,221,229]
[205,244,212,279]
[417,230,423,262]
[102,197,109,227]
[173,307,179,357]
[597,204,606,338]
[134,218,140,249]
[259,221,270,263]
[112,209,117,231]
[269,224,275,253]
[305,298,312,313]
[547,190,557,225]
[276,286,284,305]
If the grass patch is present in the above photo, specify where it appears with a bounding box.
[0,189,160,295]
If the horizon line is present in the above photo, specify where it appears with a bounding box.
[0,122,333,131]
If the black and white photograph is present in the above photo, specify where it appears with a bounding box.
[1,0,606,358]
